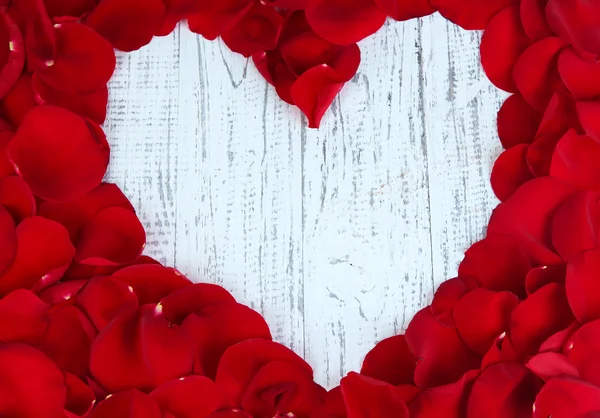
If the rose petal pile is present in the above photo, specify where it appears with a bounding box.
[2,0,600,416]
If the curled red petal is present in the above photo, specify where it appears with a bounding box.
[491,144,535,201]
[253,50,297,105]
[340,373,408,418]
[558,47,600,101]
[160,282,235,324]
[186,0,253,41]
[86,0,165,52]
[150,376,227,417]
[525,265,565,296]
[546,0,600,60]
[405,307,480,388]
[526,352,579,381]
[567,320,600,387]
[0,288,49,345]
[480,5,530,93]
[90,304,195,393]
[360,335,417,386]
[0,175,35,223]
[513,37,568,111]
[64,372,96,417]
[0,216,75,297]
[305,0,386,45]
[0,10,25,101]
[577,99,600,143]
[0,73,37,127]
[8,106,110,202]
[520,0,552,41]
[497,93,542,149]
[533,376,600,418]
[431,0,518,30]
[430,277,478,326]
[74,206,146,266]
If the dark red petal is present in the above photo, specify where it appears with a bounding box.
[221,1,283,58]
[111,264,193,305]
[242,360,326,417]
[181,302,272,378]
[566,249,600,324]
[513,37,567,111]
[75,276,138,331]
[374,0,434,20]
[186,0,253,41]
[431,0,518,30]
[0,343,67,417]
[533,377,600,417]
[430,277,478,326]
[491,144,535,201]
[90,305,195,393]
[0,204,16,277]
[264,0,312,10]
[577,100,600,143]
[305,0,386,45]
[458,234,531,297]
[86,0,166,52]
[0,73,37,127]
[405,308,480,388]
[551,130,600,191]
[567,320,600,387]
[467,363,542,418]
[520,0,553,41]
[360,335,417,386]
[0,288,49,344]
[0,216,75,297]
[150,376,227,417]
[497,93,542,149]
[480,5,530,93]
[408,370,479,418]
[74,206,146,266]
[252,50,297,105]
[526,352,579,381]
[310,387,346,418]
[525,265,565,296]
[159,283,235,324]
[0,11,25,101]
[453,288,519,356]
[8,106,110,202]
[339,373,409,418]
[290,65,344,129]
[487,176,575,265]
[546,0,600,60]
[510,283,575,356]
[34,22,115,93]
[32,74,108,124]
[0,175,35,223]
[216,339,313,407]
[43,0,96,18]
[88,390,162,418]
[558,48,600,101]
[64,372,96,417]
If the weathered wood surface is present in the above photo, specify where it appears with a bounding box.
[104,14,507,389]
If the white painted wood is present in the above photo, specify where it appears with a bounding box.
[104,13,505,389]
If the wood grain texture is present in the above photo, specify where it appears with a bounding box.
[104,14,507,389]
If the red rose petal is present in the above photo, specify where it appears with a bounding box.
[90,304,195,393]
[43,0,95,18]
[480,5,530,93]
[0,343,67,417]
[37,279,87,304]
[552,192,600,262]
[539,321,578,353]
[566,249,600,324]
[0,216,75,297]
[458,234,531,297]
[519,0,552,41]
[221,1,283,58]
[558,48,600,101]
[181,302,272,378]
[0,288,49,344]
[453,288,519,356]
[491,144,535,201]
[311,387,346,418]
[0,204,16,277]
[0,74,37,128]
[186,0,253,41]
[216,339,313,407]
[405,307,480,388]
[513,37,567,111]
[64,372,96,417]
[0,10,25,101]
[487,176,575,265]
[290,65,344,128]
[524,265,565,296]
[86,0,166,52]
[74,206,146,266]
[8,106,110,202]
[467,363,542,418]
[551,130,600,191]
[546,0,600,60]
[526,352,579,381]
[34,22,115,93]
[160,283,235,323]
[510,283,575,356]
[373,0,435,21]
[497,93,542,149]
[567,320,600,387]
[62,255,160,282]
[253,50,297,105]
[430,277,478,326]
[305,0,386,45]
[431,0,518,30]
[150,376,227,417]
[0,175,35,223]
[264,0,312,10]
[533,377,600,418]
[111,264,193,305]
[577,100,600,143]
[88,390,162,418]
[360,335,417,386]
[339,373,409,418]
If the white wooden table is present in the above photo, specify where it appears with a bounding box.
[104,14,505,389]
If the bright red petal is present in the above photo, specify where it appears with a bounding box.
[360,335,417,386]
